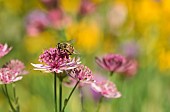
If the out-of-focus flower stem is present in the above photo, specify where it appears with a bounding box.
[59,78,63,112]
[96,96,104,112]
[54,72,58,112]
[4,84,16,112]
[62,81,80,112]
[12,83,20,112]
[96,72,114,112]
[79,88,86,112]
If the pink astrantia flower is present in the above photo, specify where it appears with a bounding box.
[95,54,126,73]
[0,68,22,84]
[4,60,28,75]
[0,60,28,84]
[31,48,81,73]
[68,64,95,84]
[91,80,121,98]
[0,43,12,58]
[116,59,138,77]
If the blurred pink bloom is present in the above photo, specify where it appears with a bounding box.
[79,0,96,16]
[0,60,28,84]
[91,80,121,98]
[25,10,49,36]
[95,54,126,73]
[47,9,72,29]
[4,60,28,75]
[69,64,95,84]
[0,43,12,58]
[116,59,138,77]
[90,74,106,101]
[31,48,81,73]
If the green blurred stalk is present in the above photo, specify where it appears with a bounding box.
[59,78,63,112]
[62,81,79,112]
[54,72,58,112]
[12,83,20,112]
[4,84,16,112]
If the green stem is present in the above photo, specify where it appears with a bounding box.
[4,84,16,112]
[62,81,79,112]
[54,72,58,112]
[12,84,20,112]
[79,88,86,112]
[59,78,63,112]
[96,96,104,112]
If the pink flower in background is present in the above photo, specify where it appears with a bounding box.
[47,9,72,29]
[91,80,121,98]
[95,54,126,73]
[25,10,49,36]
[4,60,28,75]
[0,43,12,58]
[116,59,138,77]
[0,60,28,84]
[79,0,96,16]
[31,48,81,73]
[69,64,95,84]
[90,74,107,101]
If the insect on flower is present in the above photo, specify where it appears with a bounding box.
[57,42,75,55]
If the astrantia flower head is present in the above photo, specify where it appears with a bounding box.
[0,68,22,84]
[91,80,121,98]
[116,59,138,77]
[0,60,28,84]
[95,54,126,73]
[0,43,12,59]
[31,47,81,73]
[4,60,28,75]
[69,64,94,84]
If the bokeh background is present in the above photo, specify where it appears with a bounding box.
[0,0,170,112]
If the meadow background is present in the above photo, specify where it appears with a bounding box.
[0,0,170,112]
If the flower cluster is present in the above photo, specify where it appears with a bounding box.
[69,64,94,84]
[0,43,28,84]
[31,47,81,73]
[31,42,138,112]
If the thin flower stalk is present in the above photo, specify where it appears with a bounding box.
[54,72,58,112]
[59,78,63,112]
[62,81,80,112]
